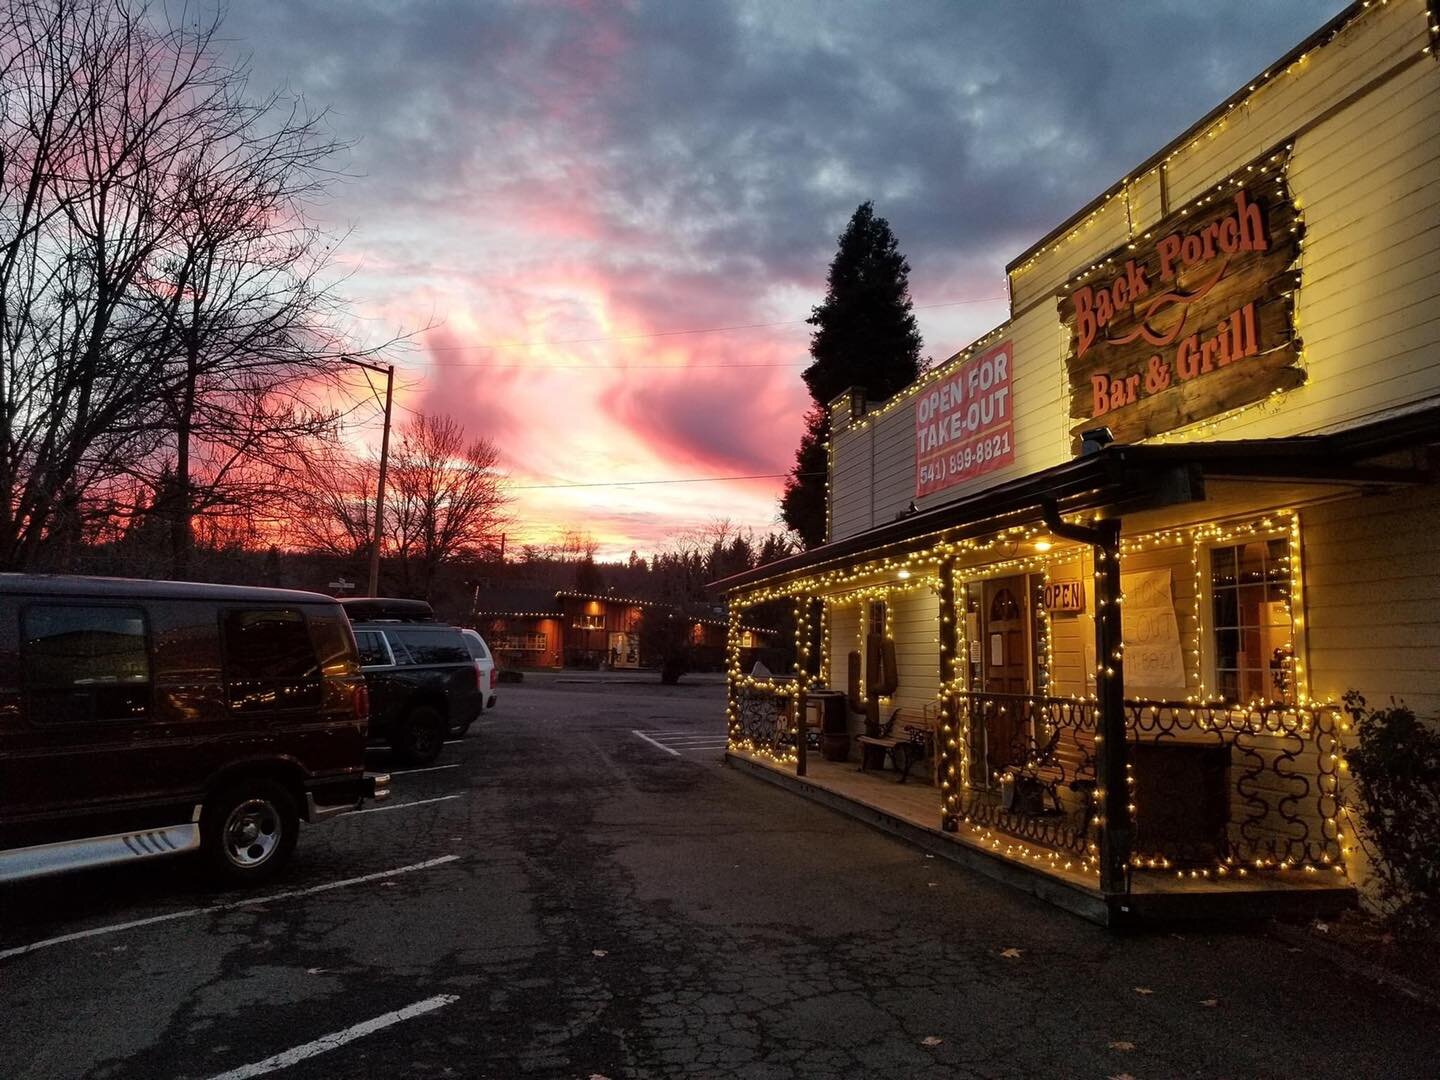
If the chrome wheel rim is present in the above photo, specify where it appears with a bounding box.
[223,798,282,868]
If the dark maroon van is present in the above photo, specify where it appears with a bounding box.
[0,575,389,886]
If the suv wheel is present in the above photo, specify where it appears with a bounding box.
[202,779,299,885]
[395,706,446,765]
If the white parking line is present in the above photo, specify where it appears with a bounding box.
[632,730,680,756]
[389,764,461,775]
[205,994,459,1080]
[351,794,462,815]
[0,855,460,961]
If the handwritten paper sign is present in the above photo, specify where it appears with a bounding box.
[1120,569,1186,692]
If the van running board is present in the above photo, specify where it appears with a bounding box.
[0,814,201,884]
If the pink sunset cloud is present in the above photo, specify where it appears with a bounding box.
[217,0,1341,563]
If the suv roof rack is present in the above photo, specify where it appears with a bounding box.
[339,597,437,623]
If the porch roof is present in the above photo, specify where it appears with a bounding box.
[714,400,1439,597]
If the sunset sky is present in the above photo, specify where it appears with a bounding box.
[221,0,1345,562]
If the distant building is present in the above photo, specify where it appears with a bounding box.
[473,588,770,671]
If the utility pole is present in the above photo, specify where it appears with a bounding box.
[341,357,395,598]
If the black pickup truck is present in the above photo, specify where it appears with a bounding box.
[341,599,483,765]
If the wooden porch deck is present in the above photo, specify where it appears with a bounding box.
[727,748,1355,926]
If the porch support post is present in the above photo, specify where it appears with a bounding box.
[793,594,809,777]
[937,557,961,832]
[1092,518,1131,897]
[725,601,742,750]
[1040,499,1131,899]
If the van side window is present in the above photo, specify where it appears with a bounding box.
[391,628,468,665]
[22,605,150,723]
[308,610,361,677]
[222,609,321,713]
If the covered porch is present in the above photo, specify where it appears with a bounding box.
[716,423,1432,923]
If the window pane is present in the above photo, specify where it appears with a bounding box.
[463,634,490,661]
[1215,626,1240,670]
[1209,535,1296,705]
[391,629,468,665]
[23,605,149,722]
[355,631,390,667]
[1217,668,1239,700]
[1212,588,1238,629]
[1210,547,1236,583]
[308,610,360,676]
[222,609,320,713]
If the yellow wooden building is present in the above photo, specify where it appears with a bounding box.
[718,0,1440,922]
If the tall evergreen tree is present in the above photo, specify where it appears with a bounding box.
[782,202,922,547]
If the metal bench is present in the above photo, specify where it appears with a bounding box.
[858,709,937,783]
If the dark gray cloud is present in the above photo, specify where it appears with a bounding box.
[210,0,1350,551]
[223,0,1347,302]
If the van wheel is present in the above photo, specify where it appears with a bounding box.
[202,780,298,886]
[396,706,446,765]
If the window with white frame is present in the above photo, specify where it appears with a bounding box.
[497,632,547,652]
[1209,536,1295,704]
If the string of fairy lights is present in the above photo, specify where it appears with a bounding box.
[725,508,1353,882]
[720,0,1440,889]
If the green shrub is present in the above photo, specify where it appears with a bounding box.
[1343,691,1440,924]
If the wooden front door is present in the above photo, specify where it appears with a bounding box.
[978,577,1031,779]
[983,578,1029,693]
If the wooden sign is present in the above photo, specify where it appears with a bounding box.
[1042,579,1086,614]
[1058,149,1304,446]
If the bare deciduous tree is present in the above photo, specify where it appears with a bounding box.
[0,0,398,572]
[389,413,509,598]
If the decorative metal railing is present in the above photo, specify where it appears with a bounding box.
[948,691,1346,876]
[953,692,1099,859]
[1124,700,1344,874]
[728,678,800,763]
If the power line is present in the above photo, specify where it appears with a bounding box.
[418,295,1007,356]
[510,471,823,491]
[424,360,806,371]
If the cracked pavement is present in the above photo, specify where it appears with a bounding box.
[0,679,1435,1079]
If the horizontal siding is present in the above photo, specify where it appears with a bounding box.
[828,602,861,692]
[1163,3,1424,210]
[828,421,872,542]
[1046,555,1092,698]
[829,303,1073,541]
[888,589,939,716]
[1186,49,1440,441]
[1005,2,1440,446]
[1300,484,1440,715]
[1009,0,1425,311]
[1010,191,1134,312]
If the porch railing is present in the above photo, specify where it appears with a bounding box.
[1124,700,1344,873]
[949,692,1345,876]
[729,678,800,762]
[953,692,1099,859]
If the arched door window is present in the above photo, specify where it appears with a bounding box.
[989,588,1020,622]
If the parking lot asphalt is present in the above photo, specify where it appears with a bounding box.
[1,680,1437,1079]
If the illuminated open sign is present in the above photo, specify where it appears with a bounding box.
[1042,580,1086,614]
